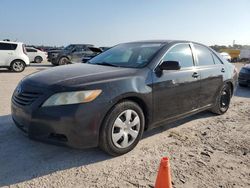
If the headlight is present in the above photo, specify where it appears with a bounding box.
[42,90,102,107]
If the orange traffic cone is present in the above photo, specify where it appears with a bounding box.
[155,157,172,188]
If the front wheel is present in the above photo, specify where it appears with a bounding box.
[10,60,26,72]
[210,84,231,115]
[58,57,70,65]
[99,101,145,156]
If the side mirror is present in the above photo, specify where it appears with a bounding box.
[159,61,181,70]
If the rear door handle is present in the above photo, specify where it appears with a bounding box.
[192,72,199,78]
[221,68,225,73]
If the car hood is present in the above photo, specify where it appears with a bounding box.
[23,64,139,88]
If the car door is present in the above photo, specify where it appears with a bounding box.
[152,43,201,124]
[0,42,15,66]
[193,44,225,108]
[71,46,86,63]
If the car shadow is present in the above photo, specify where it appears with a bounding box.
[0,115,111,187]
[0,110,213,186]
[234,84,250,98]
[0,63,53,73]
[0,69,14,73]
[29,63,53,68]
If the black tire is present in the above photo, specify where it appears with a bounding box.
[210,84,232,115]
[99,100,145,156]
[51,60,58,66]
[58,57,70,65]
[239,83,248,87]
[10,60,26,72]
[34,56,43,63]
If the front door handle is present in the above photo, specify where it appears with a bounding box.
[192,72,199,78]
[221,68,225,73]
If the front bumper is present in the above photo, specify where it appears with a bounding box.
[11,98,109,149]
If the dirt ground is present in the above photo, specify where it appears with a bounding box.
[0,63,249,188]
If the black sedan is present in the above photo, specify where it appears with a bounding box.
[238,64,250,87]
[11,40,237,156]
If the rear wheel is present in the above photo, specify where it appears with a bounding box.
[210,84,231,115]
[34,56,43,63]
[100,101,145,156]
[11,60,25,72]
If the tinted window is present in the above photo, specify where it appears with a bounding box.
[0,43,17,50]
[212,54,223,64]
[162,44,194,68]
[194,44,214,66]
[75,46,84,52]
[88,47,102,53]
[26,48,37,52]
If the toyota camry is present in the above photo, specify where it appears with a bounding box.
[11,40,238,156]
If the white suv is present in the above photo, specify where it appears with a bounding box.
[26,47,48,63]
[0,41,30,72]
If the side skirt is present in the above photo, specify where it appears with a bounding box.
[147,104,213,130]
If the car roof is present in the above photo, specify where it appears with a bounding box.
[123,40,206,46]
[0,40,23,45]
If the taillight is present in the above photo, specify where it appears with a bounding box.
[22,44,27,55]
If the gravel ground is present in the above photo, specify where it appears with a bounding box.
[0,63,249,188]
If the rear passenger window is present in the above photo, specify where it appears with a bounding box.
[162,44,194,68]
[26,48,37,52]
[194,44,214,66]
[212,54,223,64]
[0,43,17,50]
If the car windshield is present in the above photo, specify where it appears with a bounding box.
[64,45,75,51]
[88,43,164,68]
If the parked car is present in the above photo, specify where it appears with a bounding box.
[238,64,250,87]
[50,44,102,66]
[12,40,237,156]
[26,47,48,63]
[81,47,103,63]
[0,40,29,72]
[220,52,231,62]
[239,49,250,62]
[47,49,62,63]
[100,47,111,51]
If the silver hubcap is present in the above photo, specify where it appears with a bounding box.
[112,110,140,148]
[13,61,24,71]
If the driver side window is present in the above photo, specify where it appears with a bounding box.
[74,47,84,52]
[162,44,194,68]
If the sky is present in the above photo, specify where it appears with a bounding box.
[0,0,250,47]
